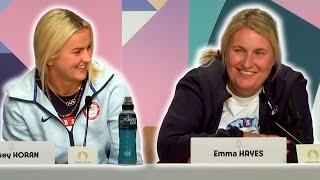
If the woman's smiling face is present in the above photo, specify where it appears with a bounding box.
[226,27,275,97]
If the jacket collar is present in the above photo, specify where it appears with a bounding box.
[210,59,231,108]
[5,61,114,119]
[5,69,37,102]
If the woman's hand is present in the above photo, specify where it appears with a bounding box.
[243,132,292,154]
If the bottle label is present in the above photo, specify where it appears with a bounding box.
[118,112,137,164]
[118,130,137,164]
[119,114,137,130]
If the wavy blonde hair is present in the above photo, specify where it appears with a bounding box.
[34,8,99,90]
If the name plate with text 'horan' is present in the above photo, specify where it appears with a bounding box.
[191,137,286,163]
[0,141,55,164]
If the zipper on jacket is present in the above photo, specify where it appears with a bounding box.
[34,74,114,147]
[33,76,75,146]
[68,131,75,146]
[70,74,115,142]
[35,101,75,146]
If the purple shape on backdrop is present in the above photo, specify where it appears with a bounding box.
[123,0,188,127]
[0,53,27,105]
[0,41,10,53]
[273,0,320,28]
[122,0,156,11]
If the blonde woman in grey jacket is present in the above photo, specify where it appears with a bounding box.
[2,8,142,164]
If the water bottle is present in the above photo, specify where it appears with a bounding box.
[118,97,137,164]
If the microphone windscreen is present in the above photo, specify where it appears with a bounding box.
[85,96,93,107]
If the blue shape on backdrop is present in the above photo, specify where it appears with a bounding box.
[189,0,226,66]
[208,0,320,104]
[122,0,156,11]
[0,0,10,12]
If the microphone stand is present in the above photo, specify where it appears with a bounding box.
[83,96,92,147]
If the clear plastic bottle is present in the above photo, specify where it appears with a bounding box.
[118,97,137,164]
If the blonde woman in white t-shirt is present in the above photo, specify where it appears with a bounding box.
[158,8,313,163]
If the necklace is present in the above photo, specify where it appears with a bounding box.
[47,82,82,106]
[45,86,82,118]
[47,81,82,96]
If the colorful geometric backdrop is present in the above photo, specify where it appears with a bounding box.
[1,0,319,134]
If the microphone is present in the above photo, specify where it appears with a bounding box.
[83,96,93,147]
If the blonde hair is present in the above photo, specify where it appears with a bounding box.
[34,8,98,90]
[200,8,281,80]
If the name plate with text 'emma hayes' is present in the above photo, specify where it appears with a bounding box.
[191,137,286,163]
[0,141,55,164]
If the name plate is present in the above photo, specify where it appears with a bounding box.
[191,137,286,163]
[68,146,98,164]
[296,144,320,163]
[0,141,55,164]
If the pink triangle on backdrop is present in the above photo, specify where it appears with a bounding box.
[0,1,121,69]
[273,0,320,28]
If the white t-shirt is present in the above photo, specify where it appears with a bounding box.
[218,86,261,133]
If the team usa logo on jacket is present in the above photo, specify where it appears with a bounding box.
[83,100,100,120]
[61,116,75,127]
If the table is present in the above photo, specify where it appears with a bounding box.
[1,164,320,180]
